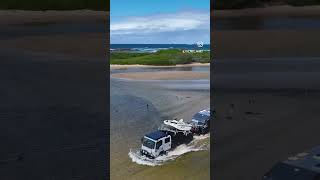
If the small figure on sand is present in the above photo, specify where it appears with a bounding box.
[226,103,235,120]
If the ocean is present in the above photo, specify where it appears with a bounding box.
[110,44,210,53]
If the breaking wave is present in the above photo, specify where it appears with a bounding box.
[128,134,210,166]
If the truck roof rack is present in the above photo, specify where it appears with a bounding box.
[145,130,168,140]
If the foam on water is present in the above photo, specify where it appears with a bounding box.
[193,133,210,140]
[128,134,210,166]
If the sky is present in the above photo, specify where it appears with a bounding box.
[110,0,210,44]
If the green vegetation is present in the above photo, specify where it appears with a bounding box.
[111,49,210,66]
[0,0,108,10]
[214,0,320,9]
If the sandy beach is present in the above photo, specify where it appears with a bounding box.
[111,71,209,80]
[0,10,107,180]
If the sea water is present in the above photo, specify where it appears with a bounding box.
[110,44,210,53]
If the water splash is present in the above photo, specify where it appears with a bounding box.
[128,134,210,166]
[193,133,210,140]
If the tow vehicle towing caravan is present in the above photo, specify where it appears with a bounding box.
[263,146,320,180]
[140,108,211,158]
[140,119,193,158]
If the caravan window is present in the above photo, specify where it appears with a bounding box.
[165,137,170,143]
[156,140,163,149]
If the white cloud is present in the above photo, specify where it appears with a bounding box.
[111,10,209,35]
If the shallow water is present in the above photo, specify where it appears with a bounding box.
[110,67,210,180]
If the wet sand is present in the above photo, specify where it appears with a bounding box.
[212,58,320,179]
[0,11,107,179]
[110,67,210,180]
[111,71,209,80]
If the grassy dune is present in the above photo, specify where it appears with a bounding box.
[0,0,108,10]
[110,49,210,66]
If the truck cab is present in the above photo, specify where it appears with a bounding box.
[263,146,320,180]
[191,109,211,134]
[140,130,171,158]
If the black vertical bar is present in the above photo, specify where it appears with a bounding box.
[210,0,214,179]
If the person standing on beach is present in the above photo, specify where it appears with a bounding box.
[226,103,235,119]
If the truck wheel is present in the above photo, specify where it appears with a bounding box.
[204,128,208,134]
[161,151,168,156]
[159,151,164,156]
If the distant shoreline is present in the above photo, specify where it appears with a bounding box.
[110,63,210,70]
[111,49,210,66]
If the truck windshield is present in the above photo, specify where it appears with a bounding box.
[192,113,209,123]
[143,137,155,149]
[191,120,204,126]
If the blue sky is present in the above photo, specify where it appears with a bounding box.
[111,0,210,44]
